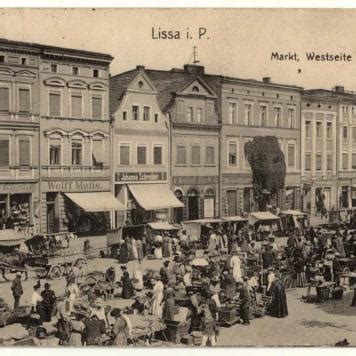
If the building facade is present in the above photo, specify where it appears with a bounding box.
[110,66,182,226]
[38,44,113,234]
[220,77,302,216]
[0,39,41,232]
[148,65,221,222]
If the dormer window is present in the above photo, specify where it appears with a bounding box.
[21,57,27,65]
[192,86,199,92]
[138,81,144,88]
[50,64,58,73]
[93,69,99,78]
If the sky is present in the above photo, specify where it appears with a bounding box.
[1,8,356,90]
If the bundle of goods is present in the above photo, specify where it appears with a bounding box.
[128,314,165,340]
[0,298,11,327]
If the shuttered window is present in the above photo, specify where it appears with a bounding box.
[153,145,162,165]
[49,139,61,165]
[71,94,82,118]
[227,190,237,216]
[92,96,102,119]
[19,138,30,166]
[137,145,147,165]
[288,144,295,168]
[0,87,9,112]
[92,139,104,165]
[205,146,215,165]
[191,146,201,165]
[71,141,82,165]
[120,145,130,165]
[0,138,9,167]
[19,88,30,113]
[49,93,60,117]
[176,146,186,165]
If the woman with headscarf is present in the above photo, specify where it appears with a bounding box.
[119,238,128,264]
[162,234,171,258]
[150,277,164,318]
[270,275,288,318]
[136,237,144,263]
[110,308,131,346]
[121,270,135,299]
[154,241,163,260]
[162,289,176,321]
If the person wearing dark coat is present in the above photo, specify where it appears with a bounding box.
[41,282,56,322]
[162,235,171,258]
[238,280,251,325]
[270,277,288,318]
[162,290,176,320]
[262,245,274,269]
[160,261,170,285]
[121,271,135,299]
[11,273,23,309]
[119,239,128,264]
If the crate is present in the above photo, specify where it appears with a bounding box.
[164,320,191,343]
[180,334,193,345]
[217,306,238,323]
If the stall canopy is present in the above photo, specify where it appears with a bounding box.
[248,211,280,225]
[280,210,307,216]
[64,192,126,212]
[222,216,248,222]
[0,229,26,247]
[147,222,180,230]
[128,184,184,210]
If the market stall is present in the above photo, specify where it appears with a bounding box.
[248,212,281,239]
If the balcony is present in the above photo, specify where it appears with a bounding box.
[0,166,38,180]
[41,165,110,179]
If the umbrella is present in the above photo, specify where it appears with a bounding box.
[190,258,209,267]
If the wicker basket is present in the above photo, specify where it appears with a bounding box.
[164,320,191,343]
[217,306,237,323]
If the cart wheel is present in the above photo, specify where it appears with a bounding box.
[48,265,62,280]
[36,267,48,279]
[75,258,87,270]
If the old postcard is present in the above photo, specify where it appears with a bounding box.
[0,7,355,348]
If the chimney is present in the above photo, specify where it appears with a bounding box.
[136,65,145,71]
[334,85,344,93]
[183,64,205,74]
[262,77,271,83]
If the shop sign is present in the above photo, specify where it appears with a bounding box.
[44,180,110,192]
[115,172,167,182]
[0,183,35,193]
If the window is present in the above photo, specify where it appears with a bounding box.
[71,141,82,165]
[19,88,30,113]
[21,57,26,65]
[342,153,348,170]
[0,138,9,167]
[19,138,30,166]
[352,154,356,169]
[176,146,186,165]
[287,107,295,128]
[143,106,150,121]
[196,108,202,123]
[191,146,201,165]
[327,154,333,171]
[274,107,281,127]
[123,111,127,121]
[260,105,267,127]
[137,145,147,165]
[326,122,332,139]
[92,139,104,166]
[192,86,199,92]
[229,102,237,124]
[0,55,4,63]
[245,103,252,125]
[287,144,295,168]
[353,127,356,143]
[205,146,215,165]
[91,96,102,119]
[50,64,58,73]
[72,66,79,75]
[132,105,139,121]
[305,121,311,138]
[305,153,311,171]
[343,126,348,141]
[0,87,9,112]
[153,145,162,165]
[316,153,322,171]
[187,107,193,122]
[71,94,82,118]
[49,92,61,117]
[154,114,158,123]
[93,69,99,78]
[228,142,237,166]
[49,140,61,165]
[119,144,130,165]
[343,105,349,114]
[316,122,322,138]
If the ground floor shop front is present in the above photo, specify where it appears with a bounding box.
[40,179,122,235]
[0,181,39,233]
[221,173,301,217]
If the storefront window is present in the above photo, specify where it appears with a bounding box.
[7,194,31,229]
[204,189,215,218]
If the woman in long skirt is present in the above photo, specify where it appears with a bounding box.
[150,278,164,318]
[295,257,306,288]
[162,235,171,258]
[131,237,138,261]
[136,238,144,263]
[119,240,128,264]
[154,242,163,260]
[270,277,288,318]
[121,271,135,299]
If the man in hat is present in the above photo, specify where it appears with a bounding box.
[41,282,56,322]
[11,272,23,309]
[160,260,170,285]
[237,280,251,325]
[84,313,106,346]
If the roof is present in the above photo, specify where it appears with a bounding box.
[0,37,113,62]
[303,88,356,101]
[147,222,180,230]
[249,211,280,224]
[222,216,248,222]
[182,218,223,224]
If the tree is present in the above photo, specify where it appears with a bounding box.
[244,136,286,211]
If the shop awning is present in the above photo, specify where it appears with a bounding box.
[64,192,126,212]
[128,184,184,210]
[248,211,280,225]
[147,222,180,230]
[222,216,248,222]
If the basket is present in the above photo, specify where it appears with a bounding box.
[192,331,203,346]
[217,305,237,323]
[164,320,191,343]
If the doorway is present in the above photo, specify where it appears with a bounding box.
[187,188,199,220]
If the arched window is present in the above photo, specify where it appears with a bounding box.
[203,188,215,218]
[192,86,199,92]
[187,188,199,220]
[187,188,199,197]
[174,189,184,224]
